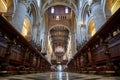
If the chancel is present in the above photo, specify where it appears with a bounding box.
[0,0,120,79]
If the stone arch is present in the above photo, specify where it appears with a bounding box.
[81,1,90,25]
[79,1,90,41]
[29,1,39,26]
[26,0,40,43]
[43,2,77,38]
[6,0,15,13]
[49,24,70,33]
[42,1,77,17]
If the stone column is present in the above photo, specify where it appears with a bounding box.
[41,23,48,55]
[35,23,41,44]
[12,0,27,33]
[91,2,106,31]
[32,26,38,43]
[44,32,48,51]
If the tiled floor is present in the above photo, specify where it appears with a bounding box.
[0,72,120,80]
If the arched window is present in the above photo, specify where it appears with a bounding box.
[88,19,96,39]
[0,0,7,13]
[51,7,54,13]
[21,18,31,41]
[65,7,68,14]
[111,0,120,14]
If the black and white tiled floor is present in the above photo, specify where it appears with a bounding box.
[0,72,120,80]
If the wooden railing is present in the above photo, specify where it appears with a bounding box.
[67,8,120,75]
[0,15,51,76]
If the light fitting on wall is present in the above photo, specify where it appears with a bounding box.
[51,7,54,14]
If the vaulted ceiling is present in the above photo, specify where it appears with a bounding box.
[41,0,79,16]
[41,0,78,62]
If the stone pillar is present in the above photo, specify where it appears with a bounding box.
[44,32,48,50]
[91,2,106,31]
[41,24,48,55]
[12,0,27,33]
[32,26,38,43]
[81,25,87,44]
[32,23,40,44]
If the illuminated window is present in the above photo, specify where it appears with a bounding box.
[91,27,96,36]
[65,7,68,14]
[56,15,59,20]
[21,18,31,41]
[88,19,96,38]
[51,7,54,13]
[111,0,120,14]
[0,0,7,12]
[22,21,28,37]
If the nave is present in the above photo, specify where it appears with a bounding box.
[0,0,120,78]
[0,72,120,80]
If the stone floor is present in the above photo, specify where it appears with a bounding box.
[0,72,120,80]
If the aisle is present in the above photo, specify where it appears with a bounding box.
[0,72,120,80]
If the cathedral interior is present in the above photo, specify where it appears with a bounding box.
[0,0,120,80]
